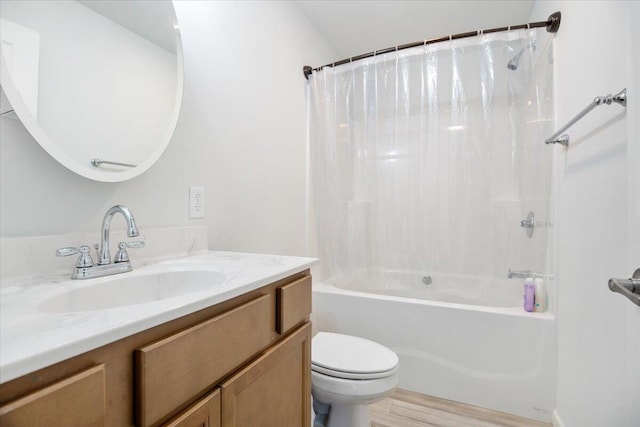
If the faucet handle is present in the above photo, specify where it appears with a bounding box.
[124,241,145,249]
[56,245,94,268]
[76,246,94,268]
[56,247,79,257]
[114,241,145,263]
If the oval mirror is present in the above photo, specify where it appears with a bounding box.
[0,0,183,182]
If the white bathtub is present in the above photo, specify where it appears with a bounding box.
[312,270,556,422]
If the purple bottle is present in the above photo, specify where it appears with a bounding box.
[524,277,535,312]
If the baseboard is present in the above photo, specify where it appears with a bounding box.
[552,409,565,427]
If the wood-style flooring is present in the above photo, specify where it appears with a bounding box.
[369,389,552,427]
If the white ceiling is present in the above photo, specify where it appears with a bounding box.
[296,0,537,60]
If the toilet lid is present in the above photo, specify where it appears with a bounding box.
[311,332,399,380]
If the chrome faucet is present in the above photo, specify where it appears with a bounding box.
[56,205,145,279]
[98,205,139,265]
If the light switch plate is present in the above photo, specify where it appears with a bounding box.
[189,187,205,218]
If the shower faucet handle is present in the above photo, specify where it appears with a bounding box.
[520,212,536,238]
[520,212,553,238]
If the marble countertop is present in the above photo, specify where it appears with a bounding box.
[0,250,317,384]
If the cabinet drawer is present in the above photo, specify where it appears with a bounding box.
[136,294,273,427]
[164,389,220,427]
[0,364,106,427]
[276,275,312,334]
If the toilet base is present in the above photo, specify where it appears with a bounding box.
[327,403,370,427]
[311,370,398,427]
[313,398,330,427]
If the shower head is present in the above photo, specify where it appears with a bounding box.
[507,41,537,71]
[507,48,525,70]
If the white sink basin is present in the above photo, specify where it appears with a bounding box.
[39,269,225,312]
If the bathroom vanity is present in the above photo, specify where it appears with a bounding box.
[0,251,315,426]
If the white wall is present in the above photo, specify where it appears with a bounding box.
[529,2,640,426]
[0,1,334,258]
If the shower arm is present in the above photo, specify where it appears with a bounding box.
[545,88,627,146]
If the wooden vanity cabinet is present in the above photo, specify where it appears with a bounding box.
[158,322,311,427]
[0,271,312,427]
[0,364,106,427]
[164,389,221,427]
[221,322,311,427]
[135,294,274,426]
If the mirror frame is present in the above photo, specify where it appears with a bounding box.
[0,6,184,183]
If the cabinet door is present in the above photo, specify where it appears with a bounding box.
[0,364,106,427]
[221,323,311,427]
[164,389,220,427]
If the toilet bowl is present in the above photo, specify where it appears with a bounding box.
[311,332,399,427]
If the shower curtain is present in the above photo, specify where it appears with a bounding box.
[310,29,555,283]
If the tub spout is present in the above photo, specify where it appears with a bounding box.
[508,269,539,279]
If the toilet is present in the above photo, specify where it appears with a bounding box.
[311,332,399,427]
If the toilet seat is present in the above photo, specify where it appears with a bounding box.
[312,363,398,380]
[312,332,399,380]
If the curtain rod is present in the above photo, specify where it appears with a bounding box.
[303,11,561,80]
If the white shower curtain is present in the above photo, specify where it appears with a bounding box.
[310,29,555,284]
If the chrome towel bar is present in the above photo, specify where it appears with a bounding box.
[91,158,136,168]
[545,88,627,147]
